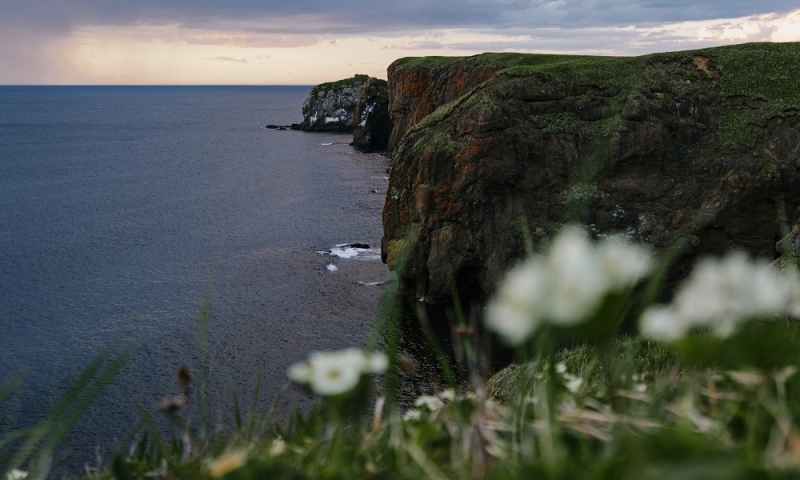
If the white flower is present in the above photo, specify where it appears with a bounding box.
[639,306,686,340]
[362,352,388,373]
[485,259,548,345]
[640,251,800,340]
[564,374,583,393]
[287,348,387,396]
[414,395,445,411]
[307,349,364,396]
[269,438,286,456]
[597,238,652,290]
[555,362,568,374]
[437,389,456,401]
[403,409,422,421]
[486,226,652,345]
[546,227,606,324]
[6,470,27,480]
[309,361,361,396]
[287,361,312,384]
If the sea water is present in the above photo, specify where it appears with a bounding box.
[0,86,391,474]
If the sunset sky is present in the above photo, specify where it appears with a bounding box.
[1,1,799,85]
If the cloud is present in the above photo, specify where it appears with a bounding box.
[771,9,800,41]
[0,27,81,84]
[177,29,319,49]
[207,54,271,64]
[375,8,800,58]
[210,56,247,63]
[0,1,798,84]
[3,0,800,34]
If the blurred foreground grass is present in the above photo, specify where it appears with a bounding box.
[5,226,800,479]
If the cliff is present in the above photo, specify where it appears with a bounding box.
[381,42,800,304]
[295,74,392,152]
[296,74,371,132]
[386,55,518,154]
[352,77,391,152]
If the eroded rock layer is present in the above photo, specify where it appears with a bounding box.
[386,56,507,154]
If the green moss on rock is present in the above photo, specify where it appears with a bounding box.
[309,74,370,96]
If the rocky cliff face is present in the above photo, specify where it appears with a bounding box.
[352,78,392,152]
[386,56,507,154]
[381,43,800,304]
[297,74,371,132]
[296,74,393,152]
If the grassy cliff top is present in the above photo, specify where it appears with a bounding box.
[394,43,800,104]
[501,42,800,103]
[392,52,607,70]
[399,42,799,150]
[309,74,371,96]
[694,41,800,103]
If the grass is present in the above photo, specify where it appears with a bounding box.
[7,272,800,479]
[308,74,371,97]
[76,324,800,479]
[391,56,466,70]
[392,52,608,71]
[396,42,800,157]
[0,345,133,478]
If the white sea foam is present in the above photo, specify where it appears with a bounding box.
[330,246,361,259]
[317,243,381,260]
[320,142,334,146]
[326,263,338,272]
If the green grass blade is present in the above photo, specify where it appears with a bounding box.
[39,347,133,454]
[196,286,213,442]
[6,344,132,475]
[0,373,27,406]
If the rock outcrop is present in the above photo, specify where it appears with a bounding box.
[352,78,392,152]
[386,55,509,154]
[381,43,800,305]
[296,74,371,132]
[296,75,393,152]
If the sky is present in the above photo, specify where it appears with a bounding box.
[0,1,798,85]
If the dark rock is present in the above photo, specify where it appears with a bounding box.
[776,224,800,257]
[295,75,393,152]
[621,98,647,121]
[297,74,391,140]
[352,78,392,152]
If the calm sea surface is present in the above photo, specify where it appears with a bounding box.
[0,86,391,473]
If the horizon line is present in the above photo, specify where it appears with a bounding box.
[0,84,317,87]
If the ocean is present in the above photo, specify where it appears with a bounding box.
[0,86,392,474]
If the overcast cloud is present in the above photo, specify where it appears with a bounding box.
[3,1,799,33]
[0,1,797,84]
